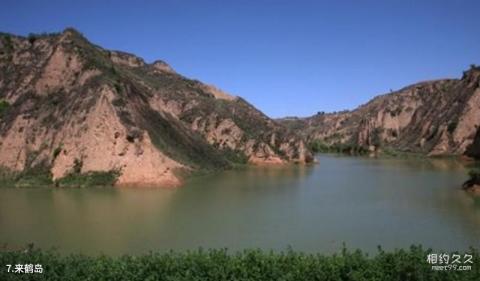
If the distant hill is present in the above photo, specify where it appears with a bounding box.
[279,66,480,158]
[0,28,313,187]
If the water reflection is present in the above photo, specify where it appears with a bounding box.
[0,155,479,255]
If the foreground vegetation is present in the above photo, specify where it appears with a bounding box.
[0,246,478,280]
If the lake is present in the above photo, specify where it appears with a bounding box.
[0,154,479,255]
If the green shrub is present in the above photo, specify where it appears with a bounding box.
[309,140,369,155]
[218,147,248,165]
[1,35,13,53]
[56,170,120,188]
[52,146,62,160]
[73,158,83,174]
[447,122,458,134]
[14,171,53,188]
[0,166,119,188]
[468,168,480,184]
[0,163,53,188]
[0,246,478,280]
[0,99,10,118]
[371,128,383,147]
[309,140,330,153]
[27,33,37,44]
[0,167,16,187]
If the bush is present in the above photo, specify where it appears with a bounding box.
[370,128,383,147]
[447,122,458,134]
[468,168,480,184]
[222,147,248,165]
[0,167,16,187]
[463,168,480,191]
[27,33,37,44]
[14,171,53,188]
[0,163,53,188]
[309,140,369,155]
[0,167,119,188]
[56,170,119,188]
[1,35,14,53]
[27,32,61,44]
[73,158,82,174]
[309,140,330,153]
[0,99,10,118]
[0,246,478,280]
[52,146,62,160]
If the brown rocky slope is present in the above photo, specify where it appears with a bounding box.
[0,28,313,187]
[280,66,480,158]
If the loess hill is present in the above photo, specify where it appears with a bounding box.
[280,66,480,158]
[0,28,313,187]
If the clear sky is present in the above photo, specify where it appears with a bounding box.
[2,0,479,118]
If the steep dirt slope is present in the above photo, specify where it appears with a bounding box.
[0,28,312,186]
[280,66,480,157]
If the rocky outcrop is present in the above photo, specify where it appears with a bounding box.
[280,66,480,158]
[463,184,480,195]
[462,169,480,195]
[0,28,313,187]
[465,128,480,159]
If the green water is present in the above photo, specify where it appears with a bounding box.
[0,155,479,255]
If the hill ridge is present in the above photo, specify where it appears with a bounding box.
[0,29,313,187]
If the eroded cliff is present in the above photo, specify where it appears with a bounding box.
[0,28,313,187]
[280,66,480,158]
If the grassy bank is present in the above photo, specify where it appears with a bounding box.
[309,140,370,155]
[0,166,119,188]
[0,246,478,280]
[308,140,458,160]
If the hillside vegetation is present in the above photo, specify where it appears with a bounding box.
[280,66,480,159]
[0,29,312,187]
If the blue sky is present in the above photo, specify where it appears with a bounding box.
[2,0,479,118]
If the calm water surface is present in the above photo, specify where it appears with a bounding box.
[1,155,479,255]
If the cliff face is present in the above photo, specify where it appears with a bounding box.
[280,67,480,157]
[0,28,313,186]
[465,128,480,159]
